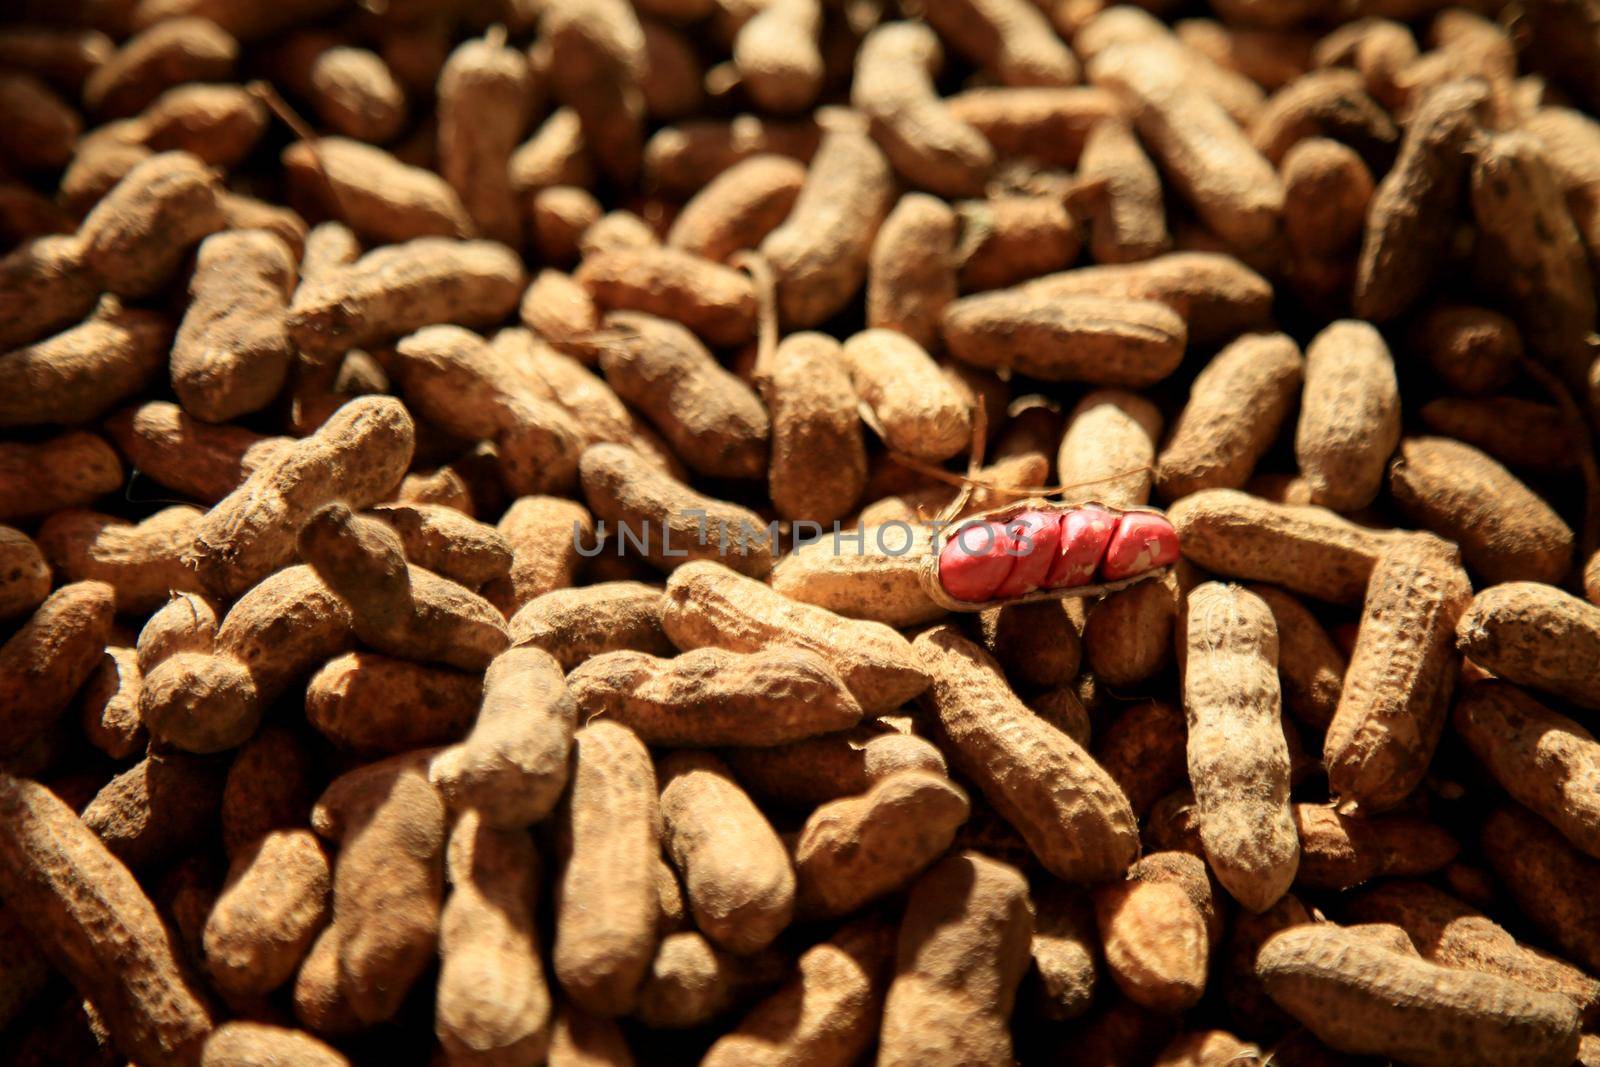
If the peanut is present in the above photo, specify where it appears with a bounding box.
[914,624,1138,881]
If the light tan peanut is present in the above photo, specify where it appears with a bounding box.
[1075,7,1265,124]
[0,581,115,759]
[1311,17,1418,109]
[531,186,601,266]
[955,195,1081,291]
[943,290,1186,386]
[1168,489,1398,603]
[666,155,806,262]
[581,445,775,578]
[1354,80,1486,321]
[317,752,446,1024]
[642,114,819,195]
[701,917,893,1067]
[305,652,482,754]
[1153,1030,1263,1067]
[282,137,470,244]
[393,325,584,497]
[511,108,595,198]
[1077,118,1170,264]
[1018,251,1272,346]
[867,193,959,352]
[851,22,993,197]
[36,506,202,614]
[79,645,144,760]
[267,35,404,145]
[480,495,595,615]
[1158,332,1304,500]
[1089,39,1282,251]
[0,774,214,1065]
[658,749,795,954]
[794,771,969,918]
[186,395,414,597]
[723,726,949,810]
[0,235,100,353]
[914,625,1138,882]
[1324,533,1469,812]
[1454,681,1600,858]
[364,502,511,589]
[201,1022,349,1067]
[298,503,508,670]
[1526,106,1600,268]
[878,851,1034,1067]
[127,83,265,168]
[436,810,551,1066]
[1292,804,1457,890]
[663,560,929,714]
[140,565,353,753]
[509,582,671,671]
[171,230,296,424]
[843,328,971,461]
[84,17,235,117]
[521,270,602,358]
[1471,129,1596,384]
[1093,875,1208,1012]
[203,829,331,999]
[424,646,576,829]
[590,312,769,478]
[289,238,523,362]
[946,86,1123,167]
[733,0,824,114]
[1029,883,1097,1021]
[1294,320,1400,511]
[1183,582,1298,911]
[554,722,661,1017]
[632,930,787,1029]
[924,0,1078,86]
[762,331,867,523]
[438,33,531,248]
[78,151,224,298]
[1249,70,1397,167]
[570,647,861,747]
[1257,922,1580,1067]
[542,0,646,183]
[1457,582,1600,712]
[1388,436,1573,585]
[577,247,758,348]
[105,400,286,505]
[138,591,221,675]
[1247,584,1345,732]
[1345,880,1600,1024]
[1058,389,1161,509]
[0,295,167,428]
[760,119,895,327]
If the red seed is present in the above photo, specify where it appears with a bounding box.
[1100,512,1179,580]
[992,511,1063,599]
[938,520,1014,601]
[1047,508,1120,588]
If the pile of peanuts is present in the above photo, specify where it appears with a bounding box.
[7,0,1600,1063]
